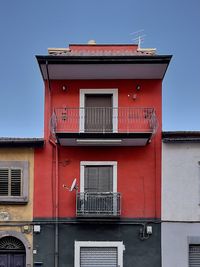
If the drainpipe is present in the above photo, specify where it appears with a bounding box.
[49,138,59,267]
[46,60,59,267]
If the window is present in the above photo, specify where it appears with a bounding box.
[80,161,117,193]
[76,161,121,217]
[189,245,200,267]
[75,241,124,267]
[0,161,29,203]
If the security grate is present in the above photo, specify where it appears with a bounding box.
[189,245,200,267]
[0,236,25,251]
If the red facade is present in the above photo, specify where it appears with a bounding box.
[34,44,170,220]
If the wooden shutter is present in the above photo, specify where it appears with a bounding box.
[0,169,9,196]
[80,247,118,267]
[85,94,113,132]
[11,169,22,196]
[84,166,113,192]
[0,168,22,196]
[189,245,200,267]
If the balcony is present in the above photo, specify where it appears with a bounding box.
[51,107,157,146]
[76,192,121,217]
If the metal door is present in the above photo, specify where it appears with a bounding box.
[85,94,113,132]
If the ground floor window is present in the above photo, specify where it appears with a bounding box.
[75,241,124,267]
[189,245,200,267]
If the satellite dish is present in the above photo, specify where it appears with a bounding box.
[70,178,77,192]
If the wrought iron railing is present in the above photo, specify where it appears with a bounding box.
[76,192,121,217]
[51,107,157,134]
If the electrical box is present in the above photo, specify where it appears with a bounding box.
[34,225,41,233]
[146,226,152,234]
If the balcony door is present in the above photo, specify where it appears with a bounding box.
[84,165,113,193]
[79,162,118,216]
[85,94,113,132]
[79,89,118,133]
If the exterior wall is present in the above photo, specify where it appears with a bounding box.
[34,79,162,219]
[162,143,200,221]
[162,222,200,267]
[0,148,34,266]
[0,148,34,222]
[33,222,161,267]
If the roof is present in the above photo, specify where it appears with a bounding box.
[0,138,44,147]
[47,43,157,56]
[162,131,200,143]
[36,42,172,81]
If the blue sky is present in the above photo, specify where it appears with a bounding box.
[0,0,199,137]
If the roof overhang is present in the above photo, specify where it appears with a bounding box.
[36,55,172,80]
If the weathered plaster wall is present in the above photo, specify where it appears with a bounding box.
[0,148,34,221]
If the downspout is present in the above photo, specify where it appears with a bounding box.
[46,60,59,267]
[49,138,59,267]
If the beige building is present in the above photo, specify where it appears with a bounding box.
[0,138,43,267]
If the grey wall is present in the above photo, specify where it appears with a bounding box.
[162,222,200,267]
[33,222,161,267]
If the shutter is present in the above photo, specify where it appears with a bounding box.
[0,169,9,196]
[84,166,113,192]
[11,169,22,196]
[80,247,118,267]
[189,245,200,267]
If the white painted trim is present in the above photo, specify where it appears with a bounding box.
[80,161,117,193]
[79,89,118,132]
[75,241,124,267]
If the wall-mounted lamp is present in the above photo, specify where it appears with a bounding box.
[62,85,67,91]
[136,84,141,91]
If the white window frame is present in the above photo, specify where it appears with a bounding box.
[80,161,117,193]
[79,89,118,133]
[75,241,124,267]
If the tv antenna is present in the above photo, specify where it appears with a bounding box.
[130,29,146,49]
[63,178,78,191]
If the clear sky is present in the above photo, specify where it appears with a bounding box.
[0,0,199,137]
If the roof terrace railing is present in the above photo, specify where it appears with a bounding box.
[51,107,157,134]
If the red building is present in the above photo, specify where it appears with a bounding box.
[34,42,171,267]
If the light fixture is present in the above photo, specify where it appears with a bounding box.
[62,85,67,91]
[136,85,141,91]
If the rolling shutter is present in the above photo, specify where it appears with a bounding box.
[80,247,118,267]
[189,245,200,266]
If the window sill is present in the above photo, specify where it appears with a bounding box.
[0,196,28,204]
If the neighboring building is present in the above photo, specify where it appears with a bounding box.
[0,138,43,267]
[34,42,171,266]
[162,132,200,267]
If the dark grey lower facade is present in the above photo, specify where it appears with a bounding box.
[33,219,161,267]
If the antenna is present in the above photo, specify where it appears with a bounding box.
[130,29,146,48]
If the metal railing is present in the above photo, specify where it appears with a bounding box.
[76,192,121,217]
[51,107,157,134]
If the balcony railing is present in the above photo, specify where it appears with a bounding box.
[76,192,121,217]
[51,107,157,134]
